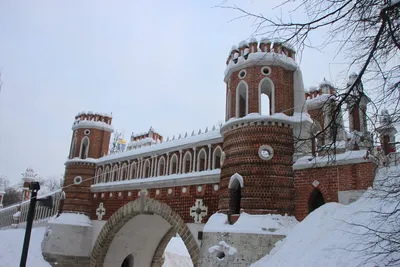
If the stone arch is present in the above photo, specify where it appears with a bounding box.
[90,198,200,267]
[70,137,77,159]
[157,156,166,176]
[129,162,137,179]
[169,154,179,175]
[228,173,243,214]
[95,167,103,184]
[150,227,176,267]
[120,163,128,181]
[308,187,326,213]
[79,136,90,159]
[182,151,192,174]
[143,159,151,178]
[212,146,222,169]
[111,164,119,182]
[236,81,248,118]
[258,77,275,115]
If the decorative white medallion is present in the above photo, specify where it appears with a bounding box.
[197,186,202,192]
[128,192,132,197]
[190,199,208,224]
[182,187,187,193]
[101,193,105,199]
[118,192,122,197]
[258,145,274,161]
[156,189,160,195]
[214,184,219,191]
[312,180,320,187]
[93,193,97,198]
[168,188,172,195]
[109,192,113,197]
[96,203,106,220]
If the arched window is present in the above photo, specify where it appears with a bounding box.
[308,188,325,213]
[79,136,90,159]
[236,81,248,118]
[212,146,222,169]
[143,160,151,178]
[169,154,178,175]
[69,137,77,159]
[182,151,192,174]
[104,166,110,182]
[259,78,275,115]
[111,165,119,182]
[197,149,207,172]
[129,162,137,179]
[226,89,231,121]
[228,173,244,214]
[157,156,166,176]
[95,168,102,184]
[121,164,128,181]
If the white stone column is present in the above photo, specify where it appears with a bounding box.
[139,158,143,178]
[150,156,155,177]
[179,150,183,174]
[154,156,158,177]
[166,153,170,175]
[192,147,197,172]
[208,144,212,170]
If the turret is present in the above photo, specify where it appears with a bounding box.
[219,37,311,217]
[21,167,37,201]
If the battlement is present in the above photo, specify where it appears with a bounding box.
[305,80,336,100]
[74,111,112,125]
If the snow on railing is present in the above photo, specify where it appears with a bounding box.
[387,152,400,166]
[0,190,62,229]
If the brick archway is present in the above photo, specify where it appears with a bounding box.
[90,198,199,267]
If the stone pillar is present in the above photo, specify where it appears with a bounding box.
[193,148,197,172]
[207,145,212,170]
[179,150,183,174]
[166,153,170,175]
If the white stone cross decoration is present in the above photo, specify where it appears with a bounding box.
[190,199,208,224]
[96,202,106,220]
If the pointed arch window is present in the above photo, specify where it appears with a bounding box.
[157,157,166,176]
[111,165,119,182]
[226,89,232,121]
[197,149,207,172]
[121,164,128,180]
[79,136,90,159]
[236,81,248,118]
[95,168,102,184]
[169,154,178,175]
[212,146,222,169]
[182,152,192,174]
[70,137,77,159]
[129,162,137,179]
[228,173,244,214]
[308,188,325,213]
[143,160,151,178]
[104,166,110,183]
[259,78,275,115]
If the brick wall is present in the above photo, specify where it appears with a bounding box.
[71,128,111,159]
[294,162,377,220]
[220,124,295,215]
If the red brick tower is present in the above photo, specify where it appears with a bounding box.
[63,111,113,214]
[219,38,306,216]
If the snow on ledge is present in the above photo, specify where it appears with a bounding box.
[65,157,98,165]
[221,112,313,132]
[91,169,221,192]
[48,213,92,227]
[203,213,298,235]
[293,149,372,170]
[71,120,113,132]
[306,94,335,110]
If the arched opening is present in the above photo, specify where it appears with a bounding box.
[236,81,248,118]
[96,168,103,184]
[308,188,325,213]
[259,78,274,115]
[212,146,222,169]
[79,137,90,159]
[121,254,134,267]
[121,164,128,181]
[197,149,207,172]
[226,89,231,121]
[129,162,137,179]
[182,152,192,174]
[69,137,77,159]
[111,165,119,182]
[169,154,178,175]
[157,157,166,176]
[228,174,243,214]
[90,198,199,267]
[143,160,151,178]
[104,166,110,183]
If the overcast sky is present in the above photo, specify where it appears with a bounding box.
[0,0,355,185]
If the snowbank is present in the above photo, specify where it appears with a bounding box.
[0,227,50,267]
[204,213,298,235]
[48,213,92,227]
[252,166,400,267]
[163,237,194,267]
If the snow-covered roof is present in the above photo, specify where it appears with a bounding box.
[65,157,98,165]
[91,169,220,192]
[48,213,92,227]
[71,120,113,132]
[306,94,334,110]
[293,149,372,170]
[76,111,112,118]
[97,130,222,165]
[221,112,313,133]
[225,51,298,80]
[203,212,298,235]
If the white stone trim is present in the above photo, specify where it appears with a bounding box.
[236,81,248,118]
[228,173,244,189]
[212,146,222,169]
[72,120,113,133]
[197,148,208,171]
[182,151,192,173]
[79,136,90,159]
[258,77,275,115]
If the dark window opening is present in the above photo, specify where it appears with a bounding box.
[121,254,134,267]
[308,188,325,213]
[229,185,241,214]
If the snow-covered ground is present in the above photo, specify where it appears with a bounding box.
[0,227,50,267]
[252,166,400,267]
[162,236,193,267]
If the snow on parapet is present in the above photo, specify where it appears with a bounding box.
[225,38,297,79]
[293,149,372,170]
[97,126,222,164]
[73,111,113,132]
[48,213,92,227]
[203,213,298,235]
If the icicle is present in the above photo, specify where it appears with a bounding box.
[205,127,208,133]
[191,130,195,136]
[178,134,182,139]
[184,132,188,138]
[198,129,202,135]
